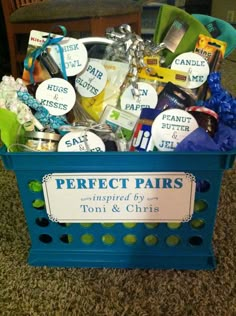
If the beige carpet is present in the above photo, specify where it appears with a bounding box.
[0,56,236,316]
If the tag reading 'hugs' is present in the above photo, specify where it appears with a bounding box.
[36,78,76,116]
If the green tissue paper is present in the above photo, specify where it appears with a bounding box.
[154,5,211,67]
[0,109,22,150]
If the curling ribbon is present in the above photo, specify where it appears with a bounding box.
[106,24,167,98]
[24,25,68,84]
[205,72,236,129]
[106,24,146,97]
[17,90,68,129]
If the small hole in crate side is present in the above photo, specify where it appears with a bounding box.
[36,217,49,227]
[60,234,73,244]
[81,234,94,245]
[190,219,205,230]
[144,235,158,246]
[123,223,137,229]
[80,223,93,228]
[39,234,52,243]
[189,236,203,246]
[101,223,115,228]
[123,234,137,245]
[194,200,208,212]
[58,223,72,227]
[144,223,159,229]
[32,199,45,210]
[28,180,43,192]
[102,234,116,245]
[166,235,181,246]
[167,223,182,230]
[196,179,210,193]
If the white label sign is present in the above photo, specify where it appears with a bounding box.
[57,131,105,152]
[171,52,210,89]
[120,82,158,116]
[43,172,196,223]
[151,109,199,151]
[36,78,76,116]
[50,37,88,77]
[75,60,107,97]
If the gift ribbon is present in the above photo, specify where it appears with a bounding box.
[205,72,236,129]
[24,25,68,84]
[106,24,167,98]
[17,90,68,129]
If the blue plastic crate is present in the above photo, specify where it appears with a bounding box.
[0,146,235,270]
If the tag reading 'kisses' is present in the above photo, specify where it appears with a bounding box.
[171,52,210,89]
[120,82,158,116]
[75,60,107,97]
[151,109,199,151]
[36,78,76,116]
[50,37,88,77]
[58,131,106,152]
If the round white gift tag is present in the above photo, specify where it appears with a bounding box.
[120,82,158,116]
[57,131,106,152]
[36,78,76,116]
[50,37,88,77]
[171,52,210,89]
[151,108,199,151]
[75,60,107,97]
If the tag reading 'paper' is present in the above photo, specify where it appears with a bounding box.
[151,108,199,151]
[42,172,196,223]
[57,131,106,152]
[75,60,107,97]
[171,52,210,89]
[50,37,88,77]
[36,78,76,116]
[120,82,158,116]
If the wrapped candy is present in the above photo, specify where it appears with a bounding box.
[0,76,35,127]
[17,90,68,129]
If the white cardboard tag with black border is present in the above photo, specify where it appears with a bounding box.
[50,37,88,77]
[171,52,210,89]
[36,78,76,116]
[120,82,158,116]
[75,60,107,97]
[42,172,196,223]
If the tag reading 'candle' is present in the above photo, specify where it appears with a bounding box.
[75,60,107,97]
[120,82,158,116]
[171,52,210,89]
[151,108,199,151]
[36,78,76,116]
